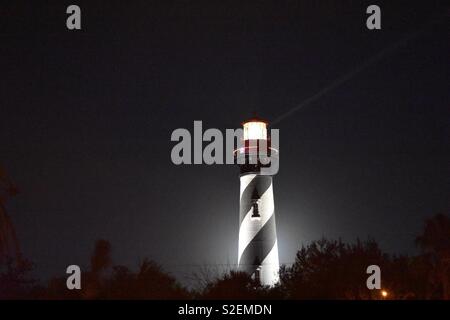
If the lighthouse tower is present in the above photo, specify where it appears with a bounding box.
[235,118,279,286]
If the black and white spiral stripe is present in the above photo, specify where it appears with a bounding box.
[238,173,279,285]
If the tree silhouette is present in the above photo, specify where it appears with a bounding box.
[0,166,22,267]
[0,258,34,299]
[279,238,388,299]
[101,259,189,299]
[45,240,189,299]
[415,213,450,299]
[199,270,275,299]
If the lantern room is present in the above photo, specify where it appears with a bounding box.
[243,119,268,141]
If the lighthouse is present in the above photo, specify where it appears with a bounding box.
[235,118,279,286]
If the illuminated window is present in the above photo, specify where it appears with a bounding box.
[251,200,260,219]
[255,266,261,283]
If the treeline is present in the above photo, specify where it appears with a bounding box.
[0,214,449,300]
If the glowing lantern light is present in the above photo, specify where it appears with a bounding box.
[243,120,268,140]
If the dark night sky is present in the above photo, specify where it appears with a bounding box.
[1,1,449,284]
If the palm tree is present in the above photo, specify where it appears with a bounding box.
[415,213,450,299]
